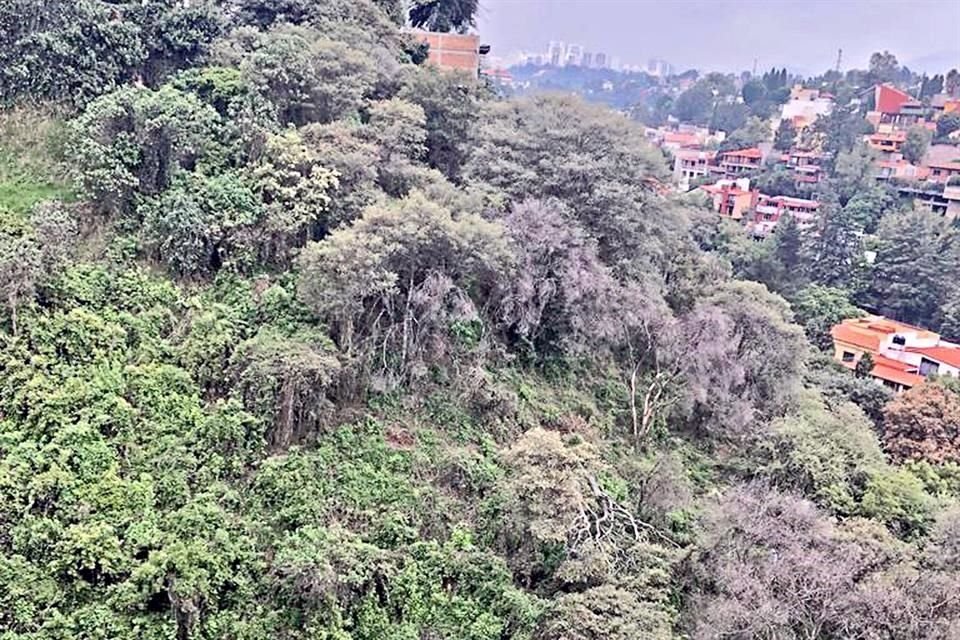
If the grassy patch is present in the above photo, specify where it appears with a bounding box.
[0,106,74,216]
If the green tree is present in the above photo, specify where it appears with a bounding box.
[672,83,714,125]
[229,25,377,126]
[936,112,960,139]
[68,84,222,215]
[855,351,874,378]
[947,68,960,96]
[398,65,488,181]
[883,382,960,465]
[792,285,863,351]
[297,192,511,385]
[409,0,478,33]
[869,50,900,84]
[772,213,805,292]
[773,119,796,151]
[902,124,932,165]
[866,209,952,326]
[803,193,863,289]
[741,80,766,105]
[719,115,770,150]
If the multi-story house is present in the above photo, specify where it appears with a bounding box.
[928,161,960,184]
[750,194,819,237]
[831,316,960,392]
[700,179,757,220]
[785,150,826,185]
[866,131,906,155]
[673,149,717,189]
[718,147,763,176]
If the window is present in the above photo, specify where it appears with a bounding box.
[919,358,940,377]
[842,351,855,362]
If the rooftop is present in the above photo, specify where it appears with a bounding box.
[906,345,960,369]
[831,316,940,352]
[720,147,762,159]
[868,131,907,142]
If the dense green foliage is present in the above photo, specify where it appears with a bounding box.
[1,3,959,640]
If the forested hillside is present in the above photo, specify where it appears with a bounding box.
[0,2,958,639]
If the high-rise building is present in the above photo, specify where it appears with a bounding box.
[565,43,583,66]
[582,51,594,68]
[547,41,565,66]
[594,52,607,68]
[647,58,674,77]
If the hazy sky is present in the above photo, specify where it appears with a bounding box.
[476,0,960,74]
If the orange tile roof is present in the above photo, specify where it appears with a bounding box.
[831,322,881,351]
[721,147,762,159]
[873,354,916,372]
[831,316,940,353]
[664,132,699,145]
[927,161,960,171]
[906,346,960,368]
[871,362,925,388]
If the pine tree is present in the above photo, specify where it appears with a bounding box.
[803,191,862,289]
[773,119,796,151]
[866,210,947,326]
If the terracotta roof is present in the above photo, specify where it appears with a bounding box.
[871,362,925,388]
[831,316,940,352]
[721,147,762,159]
[869,131,907,142]
[927,161,960,171]
[832,322,881,351]
[906,346,960,368]
[663,132,699,145]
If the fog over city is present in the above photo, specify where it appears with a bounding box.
[477,0,960,74]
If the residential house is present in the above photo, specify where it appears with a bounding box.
[928,161,960,184]
[749,194,819,237]
[866,131,906,155]
[413,31,487,75]
[875,159,930,181]
[785,150,826,185]
[718,147,763,176]
[673,149,717,189]
[867,84,913,127]
[831,316,960,391]
[700,179,757,220]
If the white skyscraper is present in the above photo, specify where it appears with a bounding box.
[547,41,565,66]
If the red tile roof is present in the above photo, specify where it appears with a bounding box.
[832,323,881,351]
[906,346,960,368]
[871,362,925,388]
[721,147,762,159]
[927,161,960,171]
[831,317,939,352]
[663,132,699,145]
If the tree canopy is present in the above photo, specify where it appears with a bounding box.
[0,3,957,639]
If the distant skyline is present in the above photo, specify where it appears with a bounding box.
[475,0,960,75]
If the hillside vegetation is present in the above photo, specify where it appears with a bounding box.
[0,2,958,639]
